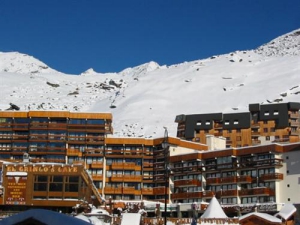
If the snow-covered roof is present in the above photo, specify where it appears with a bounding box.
[239,212,282,223]
[275,204,296,220]
[201,196,227,219]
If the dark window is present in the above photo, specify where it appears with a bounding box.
[34,175,48,191]
[49,176,63,192]
[65,176,79,192]
[49,183,63,192]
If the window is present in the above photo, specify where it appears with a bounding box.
[264,111,269,116]
[205,120,210,125]
[49,176,63,192]
[34,175,48,191]
[263,128,268,132]
[274,110,279,115]
[266,136,270,141]
[224,121,230,125]
[234,120,239,125]
[86,119,105,125]
[65,176,79,192]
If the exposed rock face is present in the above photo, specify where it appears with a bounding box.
[255,29,300,56]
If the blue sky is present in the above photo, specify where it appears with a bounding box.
[0,0,299,74]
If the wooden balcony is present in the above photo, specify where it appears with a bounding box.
[72,160,85,165]
[0,147,11,151]
[123,175,142,182]
[174,179,201,187]
[260,173,283,181]
[290,121,300,127]
[236,175,252,183]
[0,134,13,139]
[142,188,154,195]
[11,147,28,152]
[48,123,67,129]
[240,158,283,168]
[66,149,81,156]
[48,135,66,141]
[13,123,29,130]
[111,174,124,182]
[86,136,105,142]
[220,176,237,184]
[46,159,65,163]
[171,191,203,199]
[122,187,136,195]
[206,177,221,185]
[202,190,215,198]
[239,187,275,196]
[251,132,260,136]
[91,161,104,169]
[153,187,169,195]
[30,122,48,128]
[217,189,238,197]
[91,174,103,181]
[289,112,299,119]
[30,158,46,163]
[111,162,140,170]
[104,187,122,194]
[13,134,29,140]
[171,192,189,199]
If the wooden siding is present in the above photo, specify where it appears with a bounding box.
[0,111,28,118]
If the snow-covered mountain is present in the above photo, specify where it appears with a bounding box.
[1,28,300,138]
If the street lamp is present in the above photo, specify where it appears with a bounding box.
[162,127,170,225]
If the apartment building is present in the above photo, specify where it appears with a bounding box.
[0,105,299,217]
[175,102,300,148]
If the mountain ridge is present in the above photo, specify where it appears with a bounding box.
[0,28,300,138]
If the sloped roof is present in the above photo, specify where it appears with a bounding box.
[0,209,91,225]
[275,204,296,220]
[239,212,282,224]
[201,196,227,219]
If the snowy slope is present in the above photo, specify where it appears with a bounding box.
[0,28,300,138]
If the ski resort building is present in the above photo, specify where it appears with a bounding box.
[175,102,300,148]
[0,102,299,221]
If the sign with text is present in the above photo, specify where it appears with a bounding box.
[6,176,27,205]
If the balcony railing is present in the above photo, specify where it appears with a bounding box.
[91,174,103,181]
[206,177,221,185]
[142,188,154,195]
[260,173,283,181]
[236,175,252,183]
[217,189,238,197]
[91,161,104,169]
[239,158,283,168]
[174,179,201,187]
[111,162,139,170]
[239,187,275,196]
[153,187,169,195]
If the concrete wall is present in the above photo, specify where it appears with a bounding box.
[206,135,226,150]
[278,150,300,204]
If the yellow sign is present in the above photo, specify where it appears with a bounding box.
[6,165,78,173]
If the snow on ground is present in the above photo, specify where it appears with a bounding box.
[0,28,300,138]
